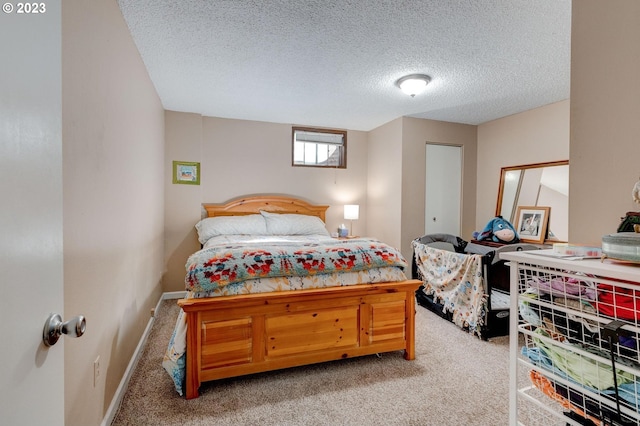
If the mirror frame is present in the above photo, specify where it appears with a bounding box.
[495,160,569,217]
[495,160,569,242]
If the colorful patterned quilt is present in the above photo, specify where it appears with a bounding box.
[185,237,408,292]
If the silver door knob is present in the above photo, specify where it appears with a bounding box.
[43,313,86,346]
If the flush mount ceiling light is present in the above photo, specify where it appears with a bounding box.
[396,74,431,97]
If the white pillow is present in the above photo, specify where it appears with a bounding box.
[195,214,268,244]
[260,211,330,236]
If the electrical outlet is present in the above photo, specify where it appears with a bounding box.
[93,356,100,387]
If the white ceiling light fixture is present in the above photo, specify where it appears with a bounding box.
[396,74,431,97]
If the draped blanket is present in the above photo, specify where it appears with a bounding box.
[186,238,408,292]
[412,241,487,337]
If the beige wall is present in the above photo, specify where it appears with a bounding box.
[62,1,165,425]
[164,112,203,295]
[400,117,478,258]
[476,101,570,231]
[163,113,369,291]
[570,1,640,245]
[366,117,477,261]
[367,118,404,249]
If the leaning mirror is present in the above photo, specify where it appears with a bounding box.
[495,160,569,242]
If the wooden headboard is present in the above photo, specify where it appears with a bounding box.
[203,195,329,222]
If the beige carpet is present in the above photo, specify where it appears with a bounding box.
[111,299,511,425]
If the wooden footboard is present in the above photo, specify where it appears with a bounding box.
[177,279,421,399]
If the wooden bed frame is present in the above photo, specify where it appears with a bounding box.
[177,195,421,399]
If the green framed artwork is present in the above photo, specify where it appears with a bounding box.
[172,161,200,185]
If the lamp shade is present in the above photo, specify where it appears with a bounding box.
[344,205,359,221]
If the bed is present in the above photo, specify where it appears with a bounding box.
[163,195,421,399]
[411,233,539,339]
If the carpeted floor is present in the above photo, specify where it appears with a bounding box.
[111,299,512,425]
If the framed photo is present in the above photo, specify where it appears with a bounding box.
[515,206,550,244]
[172,161,200,185]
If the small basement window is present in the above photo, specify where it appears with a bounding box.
[292,127,346,168]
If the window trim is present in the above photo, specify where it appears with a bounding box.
[291,126,347,169]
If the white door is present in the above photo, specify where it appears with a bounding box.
[425,144,462,236]
[0,5,65,425]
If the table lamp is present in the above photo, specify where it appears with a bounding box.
[343,205,359,237]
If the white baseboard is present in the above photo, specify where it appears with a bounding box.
[163,290,187,300]
[101,291,185,426]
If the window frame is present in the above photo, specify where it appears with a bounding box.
[291,126,347,169]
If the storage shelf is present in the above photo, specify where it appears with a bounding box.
[503,251,640,426]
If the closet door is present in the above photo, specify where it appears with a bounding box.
[425,144,462,236]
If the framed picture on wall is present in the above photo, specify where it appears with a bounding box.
[515,206,550,244]
[172,161,200,185]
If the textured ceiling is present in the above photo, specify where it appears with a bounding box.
[118,0,571,131]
